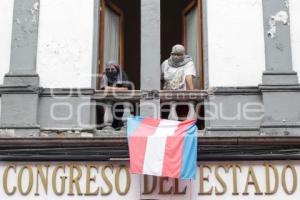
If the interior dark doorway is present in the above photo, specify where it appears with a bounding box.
[161,0,204,130]
[96,0,140,129]
[98,0,141,90]
[161,0,203,89]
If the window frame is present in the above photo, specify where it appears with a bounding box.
[182,0,204,89]
[98,0,125,87]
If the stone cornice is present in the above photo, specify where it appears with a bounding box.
[0,137,300,161]
[0,85,41,94]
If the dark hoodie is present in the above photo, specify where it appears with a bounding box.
[99,61,130,89]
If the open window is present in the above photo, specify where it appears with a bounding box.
[161,0,204,129]
[161,0,204,89]
[96,0,141,128]
[98,0,140,89]
[99,0,124,74]
[182,0,203,89]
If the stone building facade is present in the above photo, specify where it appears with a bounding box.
[1,0,300,195]
[1,0,300,137]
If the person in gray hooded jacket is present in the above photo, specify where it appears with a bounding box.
[161,44,196,90]
[161,45,197,120]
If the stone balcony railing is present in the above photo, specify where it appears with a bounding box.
[92,90,208,133]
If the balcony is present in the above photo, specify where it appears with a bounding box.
[92,90,207,135]
[0,88,299,161]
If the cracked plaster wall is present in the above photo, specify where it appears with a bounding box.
[37,0,94,88]
[2,0,300,88]
[289,0,300,82]
[0,0,14,84]
[36,0,267,88]
[207,0,265,87]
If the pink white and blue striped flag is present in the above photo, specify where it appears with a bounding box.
[127,117,197,180]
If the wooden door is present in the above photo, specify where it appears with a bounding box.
[182,0,203,89]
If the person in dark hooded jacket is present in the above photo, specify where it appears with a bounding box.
[100,60,130,91]
[99,61,131,129]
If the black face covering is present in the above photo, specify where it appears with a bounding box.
[105,67,120,83]
[168,55,193,68]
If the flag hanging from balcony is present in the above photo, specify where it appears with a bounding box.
[127,117,197,180]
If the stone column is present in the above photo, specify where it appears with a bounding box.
[0,0,40,136]
[262,0,298,85]
[260,0,300,135]
[140,0,161,118]
[5,0,40,85]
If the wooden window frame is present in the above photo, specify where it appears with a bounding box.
[182,0,204,89]
[98,0,125,88]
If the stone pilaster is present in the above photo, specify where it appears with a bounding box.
[140,0,161,118]
[260,0,300,135]
[262,0,298,85]
[0,0,41,136]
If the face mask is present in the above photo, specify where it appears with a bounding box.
[172,55,184,63]
[105,70,118,79]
